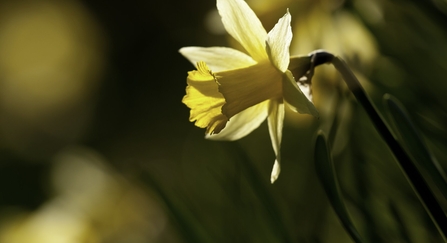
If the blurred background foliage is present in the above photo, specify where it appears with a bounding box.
[0,0,446,242]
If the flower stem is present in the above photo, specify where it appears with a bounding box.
[313,52,447,241]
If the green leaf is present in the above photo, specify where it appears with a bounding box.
[388,201,414,243]
[314,131,365,243]
[141,172,214,243]
[228,142,294,243]
[383,94,447,199]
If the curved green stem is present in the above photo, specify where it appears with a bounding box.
[322,53,447,241]
[314,131,365,243]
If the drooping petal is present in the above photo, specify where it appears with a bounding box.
[179,46,256,72]
[268,99,284,183]
[282,70,319,118]
[266,10,292,72]
[182,62,228,134]
[217,61,282,119]
[206,100,269,141]
[216,0,268,62]
[271,160,280,184]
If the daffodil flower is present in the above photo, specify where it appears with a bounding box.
[180,0,318,183]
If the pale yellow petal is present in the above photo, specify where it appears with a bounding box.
[266,10,292,72]
[206,100,268,141]
[216,0,268,61]
[267,99,284,183]
[179,46,256,72]
[217,61,282,119]
[282,70,319,117]
[271,160,280,184]
[182,62,228,134]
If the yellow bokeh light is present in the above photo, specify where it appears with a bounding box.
[0,0,105,120]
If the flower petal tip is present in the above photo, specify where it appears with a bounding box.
[270,160,281,184]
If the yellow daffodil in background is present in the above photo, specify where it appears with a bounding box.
[180,0,318,183]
